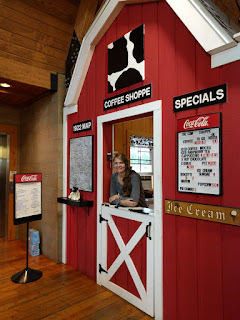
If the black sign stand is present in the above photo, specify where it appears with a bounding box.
[11,173,42,284]
[11,222,42,284]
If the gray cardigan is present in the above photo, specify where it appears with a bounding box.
[110,172,147,207]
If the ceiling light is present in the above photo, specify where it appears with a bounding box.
[0,83,11,88]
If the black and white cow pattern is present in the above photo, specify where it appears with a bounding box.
[108,24,145,93]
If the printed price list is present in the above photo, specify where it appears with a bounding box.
[178,128,220,195]
[15,182,41,219]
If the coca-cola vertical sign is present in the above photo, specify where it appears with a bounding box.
[14,173,42,225]
[177,113,221,195]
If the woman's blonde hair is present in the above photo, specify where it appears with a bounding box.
[113,153,133,197]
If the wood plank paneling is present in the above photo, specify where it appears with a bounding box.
[0,239,151,320]
[0,29,67,60]
[22,0,79,25]
[0,0,106,105]
[0,5,72,43]
[114,117,153,157]
[174,14,199,320]
[0,39,65,70]
[0,57,53,89]
[75,0,100,43]
[0,0,74,34]
[67,3,240,320]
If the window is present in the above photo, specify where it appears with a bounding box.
[130,135,153,174]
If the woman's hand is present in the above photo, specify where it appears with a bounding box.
[109,194,120,203]
[120,199,137,207]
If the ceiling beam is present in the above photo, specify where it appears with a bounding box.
[74,0,101,43]
[0,57,54,90]
[0,88,36,98]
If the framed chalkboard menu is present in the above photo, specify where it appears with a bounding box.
[69,135,93,192]
[177,113,221,195]
[14,173,42,225]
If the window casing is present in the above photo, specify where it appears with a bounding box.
[130,135,153,174]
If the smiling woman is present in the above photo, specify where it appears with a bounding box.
[109,153,147,207]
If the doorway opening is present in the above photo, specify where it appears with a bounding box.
[97,100,163,319]
[114,116,154,209]
[0,134,10,239]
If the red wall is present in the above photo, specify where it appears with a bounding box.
[67,2,240,319]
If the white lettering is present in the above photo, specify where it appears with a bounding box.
[192,95,199,105]
[181,98,187,107]
[216,211,225,220]
[202,92,209,103]
[187,204,193,215]
[216,88,224,100]
[175,99,181,109]
[209,91,216,102]
[21,175,38,182]
[187,96,193,106]
[183,116,209,130]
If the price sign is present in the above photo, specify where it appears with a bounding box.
[14,173,42,225]
[177,113,221,195]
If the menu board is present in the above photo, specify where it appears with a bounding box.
[14,174,42,225]
[69,135,93,192]
[177,113,221,195]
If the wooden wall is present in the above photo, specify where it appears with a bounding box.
[114,117,153,158]
[0,0,79,73]
[67,2,240,319]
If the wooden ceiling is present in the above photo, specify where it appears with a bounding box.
[0,0,104,106]
[0,0,239,106]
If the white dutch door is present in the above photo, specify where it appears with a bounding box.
[98,205,154,317]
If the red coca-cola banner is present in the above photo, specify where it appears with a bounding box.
[14,173,42,183]
[177,113,220,132]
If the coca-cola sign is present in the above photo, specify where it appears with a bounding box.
[21,175,38,182]
[14,173,42,183]
[183,116,209,130]
[178,113,220,132]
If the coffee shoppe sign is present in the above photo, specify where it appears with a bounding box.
[165,200,240,227]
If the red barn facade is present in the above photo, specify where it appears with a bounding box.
[63,1,240,319]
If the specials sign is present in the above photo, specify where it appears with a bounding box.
[103,84,152,111]
[177,113,221,195]
[165,200,240,227]
[73,120,92,133]
[173,84,227,113]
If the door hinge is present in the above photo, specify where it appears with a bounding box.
[99,214,108,223]
[99,264,108,274]
[146,222,152,240]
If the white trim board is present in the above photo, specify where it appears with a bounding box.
[97,99,163,320]
[65,0,237,109]
[61,104,78,263]
[211,42,240,68]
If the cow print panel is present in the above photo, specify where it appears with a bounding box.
[130,25,144,64]
[108,24,145,92]
[115,68,143,91]
[108,37,128,75]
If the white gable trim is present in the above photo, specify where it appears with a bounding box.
[168,0,236,54]
[211,32,240,68]
[64,0,237,108]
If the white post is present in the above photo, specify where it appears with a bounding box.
[62,104,78,263]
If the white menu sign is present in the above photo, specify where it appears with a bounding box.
[14,173,42,224]
[15,182,41,219]
[177,113,221,195]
